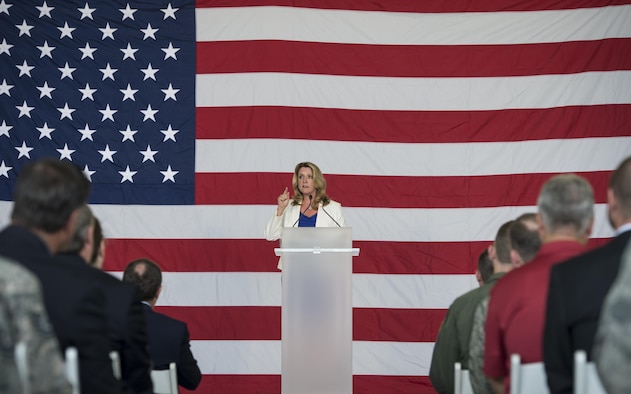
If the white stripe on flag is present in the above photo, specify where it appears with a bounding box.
[0,202,607,242]
[195,137,631,176]
[195,71,631,110]
[196,5,631,45]
[191,340,435,376]
[109,271,478,309]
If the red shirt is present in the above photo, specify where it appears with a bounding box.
[483,240,585,393]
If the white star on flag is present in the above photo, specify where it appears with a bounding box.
[15,142,33,159]
[82,165,96,181]
[99,104,117,121]
[140,145,158,162]
[120,125,138,142]
[119,165,137,183]
[36,123,55,140]
[98,144,116,163]
[0,160,12,178]
[160,165,178,183]
[57,143,75,160]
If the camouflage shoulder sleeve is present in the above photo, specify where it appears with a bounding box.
[0,257,71,394]
[468,296,493,394]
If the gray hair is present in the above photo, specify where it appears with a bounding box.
[537,174,594,235]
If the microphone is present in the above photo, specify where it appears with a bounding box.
[322,206,342,227]
[292,195,312,227]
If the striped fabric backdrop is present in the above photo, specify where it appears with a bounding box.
[2,0,631,393]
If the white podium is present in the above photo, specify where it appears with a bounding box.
[275,227,359,394]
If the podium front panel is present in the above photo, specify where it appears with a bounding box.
[280,227,353,394]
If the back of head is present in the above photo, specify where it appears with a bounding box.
[89,217,104,267]
[63,205,94,255]
[537,174,594,236]
[11,159,90,233]
[494,220,514,265]
[509,220,542,263]
[122,258,162,302]
[477,248,494,284]
[609,156,631,221]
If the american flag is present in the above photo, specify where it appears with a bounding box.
[1,0,630,392]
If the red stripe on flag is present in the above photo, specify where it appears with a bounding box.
[183,375,436,394]
[196,105,631,142]
[195,171,611,208]
[104,238,611,274]
[181,375,280,394]
[196,0,631,13]
[104,239,489,274]
[153,306,448,342]
[354,375,435,394]
[197,39,631,77]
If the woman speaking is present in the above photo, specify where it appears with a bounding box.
[264,162,346,245]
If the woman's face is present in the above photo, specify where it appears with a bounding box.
[297,167,316,197]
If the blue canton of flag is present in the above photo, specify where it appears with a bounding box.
[0,0,195,204]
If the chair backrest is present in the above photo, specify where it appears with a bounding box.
[573,350,606,394]
[14,341,30,394]
[510,354,549,394]
[109,350,121,380]
[65,346,80,394]
[454,362,474,394]
[151,362,178,394]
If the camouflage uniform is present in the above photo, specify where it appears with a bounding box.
[468,296,493,394]
[594,239,631,394]
[0,256,71,394]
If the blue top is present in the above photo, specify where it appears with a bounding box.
[298,212,317,227]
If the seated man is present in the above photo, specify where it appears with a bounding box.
[122,258,202,391]
[56,205,153,393]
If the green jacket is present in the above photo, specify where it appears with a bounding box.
[429,272,505,394]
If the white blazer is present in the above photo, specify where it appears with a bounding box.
[264,199,346,241]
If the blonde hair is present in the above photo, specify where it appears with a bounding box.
[291,162,331,208]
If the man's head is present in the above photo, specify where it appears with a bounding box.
[608,156,631,229]
[509,214,542,267]
[62,205,94,260]
[537,174,594,243]
[11,159,90,252]
[475,248,494,286]
[122,258,162,306]
[488,220,514,274]
[89,217,105,269]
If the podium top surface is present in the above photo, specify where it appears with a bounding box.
[281,227,352,249]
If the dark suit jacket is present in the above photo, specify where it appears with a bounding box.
[142,303,202,390]
[0,225,121,393]
[57,253,153,394]
[544,230,631,394]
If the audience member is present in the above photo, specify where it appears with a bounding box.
[476,249,494,286]
[429,221,513,394]
[593,239,631,394]
[544,156,631,393]
[57,205,153,393]
[0,158,121,393]
[468,213,541,394]
[484,174,594,394]
[122,258,202,390]
[0,255,71,393]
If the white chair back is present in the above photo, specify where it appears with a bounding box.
[573,350,606,394]
[454,362,474,394]
[65,346,80,394]
[109,350,121,380]
[151,362,178,394]
[14,341,30,394]
[510,354,549,394]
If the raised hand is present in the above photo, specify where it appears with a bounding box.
[276,187,290,215]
